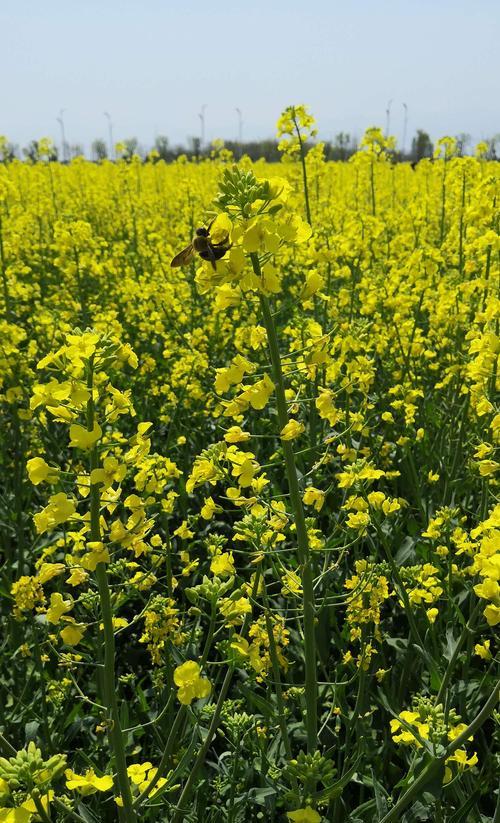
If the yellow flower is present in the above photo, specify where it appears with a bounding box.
[0,808,32,822]
[280,419,305,441]
[478,460,499,477]
[81,541,110,571]
[37,562,65,584]
[346,511,371,532]
[474,579,499,600]
[173,521,194,539]
[382,498,401,516]
[65,768,114,795]
[26,457,59,485]
[201,496,222,521]
[474,641,491,660]
[46,592,73,624]
[60,621,86,646]
[375,668,390,682]
[66,567,88,587]
[173,661,211,705]
[127,762,153,785]
[219,597,252,625]
[426,608,439,624]
[301,270,324,300]
[230,637,250,658]
[69,421,102,450]
[33,493,76,534]
[303,486,325,512]
[90,456,126,489]
[65,331,100,363]
[287,807,321,822]
[484,604,500,626]
[239,374,275,410]
[210,552,235,578]
[224,426,251,443]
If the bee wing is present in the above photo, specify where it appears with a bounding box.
[170,244,195,268]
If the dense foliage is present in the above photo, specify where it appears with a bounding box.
[0,109,498,823]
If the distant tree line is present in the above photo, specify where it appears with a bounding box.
[1,130,499,164]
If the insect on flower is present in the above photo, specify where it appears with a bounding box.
[170,218,231,270]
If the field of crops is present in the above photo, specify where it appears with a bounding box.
[0,109,498,823]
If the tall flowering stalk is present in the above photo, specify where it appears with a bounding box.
[200,166,320,752]
[277,104,317,225]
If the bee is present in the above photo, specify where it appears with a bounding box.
[170,219,231,271]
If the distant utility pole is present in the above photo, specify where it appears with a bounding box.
[104,111,114,160]
[57,108,66,162]
[402,102,408,155]
[236,107,243,147]
[198,104,207,149]
[385,99,393,137]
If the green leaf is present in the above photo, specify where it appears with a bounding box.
[448,792,480,823]
[371,768,389,817]
[247,786,277,806]
[402,799,432,822]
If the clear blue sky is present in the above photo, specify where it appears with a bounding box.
[1,0,498,153]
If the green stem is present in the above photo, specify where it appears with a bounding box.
[31,791,51,823]
[293,115,312,225]
[171,666,233,823]
[439,161,447,244]
[199,601,217,668]
[378,680,500,823]
[227,735,242,823]
[86,363,137,823]
[370,158,376,216]
[435,599,481,705]
[31,619,54,753]
[171,568,262,822]
[0,733,16,755]
[252,260,317,754]
[494,777,500,823]
[262,582,293,759]
[133,706,186,810]
[52,798,89,823]
[373,528,440,685]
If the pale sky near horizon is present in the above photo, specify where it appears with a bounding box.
[1,0,499,154]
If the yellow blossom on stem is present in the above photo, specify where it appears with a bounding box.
[173,661,211,705]
[280,419,305,441]
[65,768,114,795]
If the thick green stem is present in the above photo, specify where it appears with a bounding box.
[252,260,317,753]
[379,680,500,823]
[86,364,137,823]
